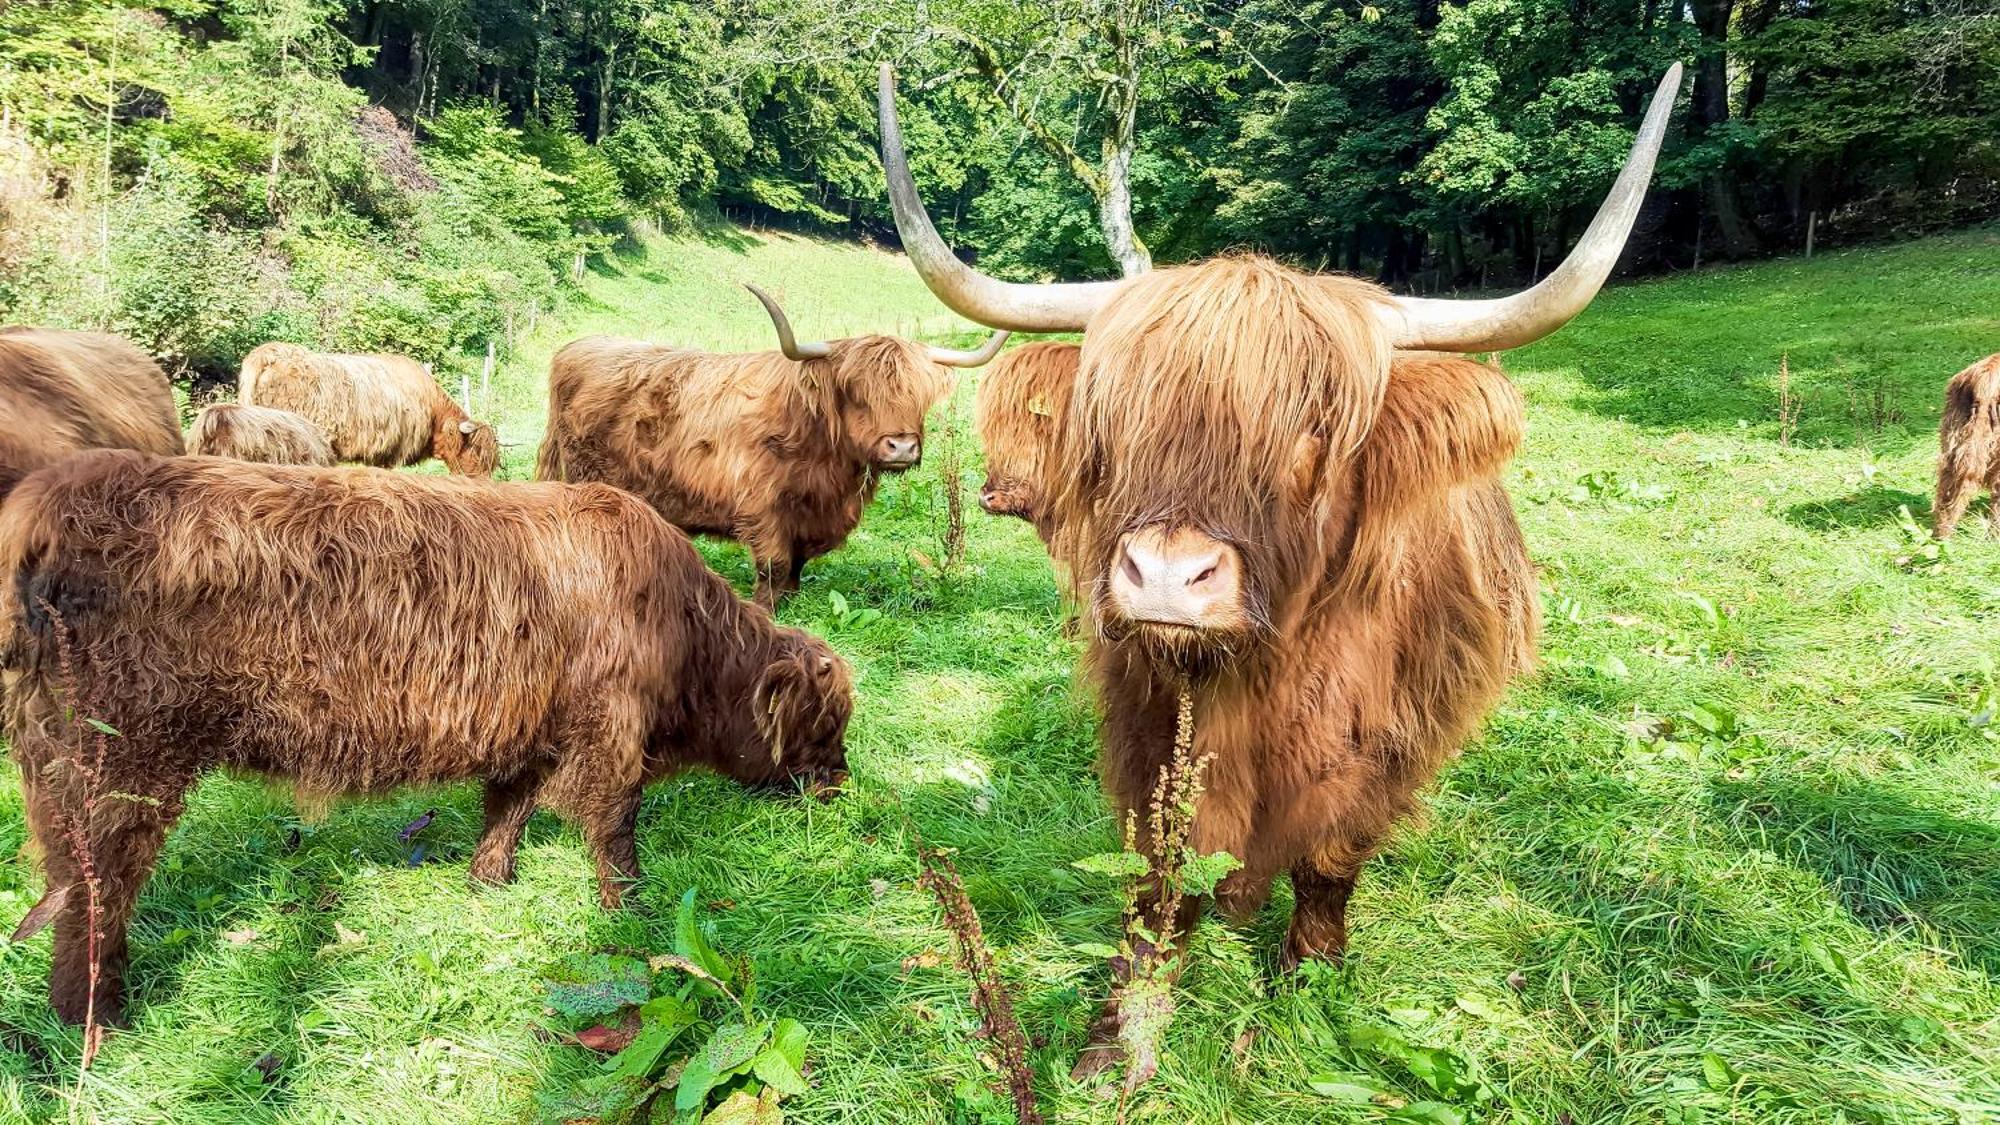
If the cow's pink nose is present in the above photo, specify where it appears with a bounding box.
[876,435,921,466]
[1108,526,1244,628]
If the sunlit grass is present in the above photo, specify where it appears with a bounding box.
[2,226,1998,1122]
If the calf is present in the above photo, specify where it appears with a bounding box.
[187,402,336,466]
[1,451,851,1026]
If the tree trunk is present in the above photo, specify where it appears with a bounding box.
[1688,0,1760,256]
[596,43,616,141]
[1098,131,1149,276]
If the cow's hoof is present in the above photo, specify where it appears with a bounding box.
[467,857,515,887]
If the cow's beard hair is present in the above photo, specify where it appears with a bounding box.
[1090,576,1271,682]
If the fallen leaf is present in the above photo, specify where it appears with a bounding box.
[900,950,944,974]
[1506,970,1527,992]
[334,922,366,945]
[869,879,890,900]
[574,1011,643,1053]
[223,928,259,946]
[251,1051,282,1082]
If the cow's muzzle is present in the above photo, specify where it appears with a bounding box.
[1107,526,1247,633]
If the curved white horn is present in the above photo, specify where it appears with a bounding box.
[927,330,1011,368]
[459,420,477,434]
[745,284,833,361]
[879,63,1116,333]
[1383,63,1684,353]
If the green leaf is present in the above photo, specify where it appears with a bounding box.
[1306,1073,1383,1102]
[1388,1102,1466,1125]
[676,888,734,986]
[676,1022,768,1113]
[83,718,121,737]
[599,995,698,1085]
[1071,851,1150,878]
[1701,1050,1738,1091]
[543,953,651,1023]
[827,590,849,618]
[1071,942,1122,960]
[1177,850,1242,896]
[1590,653,1630,678]
[749,1018,808,1098]
[702,1086,783,1124]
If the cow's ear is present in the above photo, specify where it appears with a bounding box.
[1357,354,1524,516]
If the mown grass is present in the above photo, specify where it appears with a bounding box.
[2,225,1998,1123]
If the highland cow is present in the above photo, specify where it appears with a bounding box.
[239,343,497,475]
[0,327,182,498]
[974,340,1077,542]
[1933,354,2000,539]
[880,61,1676,1074]
[187,402,336,466]
[536,286,1005,605]
[0,451,851,1026]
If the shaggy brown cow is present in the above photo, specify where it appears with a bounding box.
[0,451,851,1026]
[979,342,1539,672]
[187,402,336,466]
[537,286,1006,605]
[880,61,1675,1074]
[0,327,182,498]
[1933,354,2000,539]
[239,342,498,475]
[974,340,1078,542]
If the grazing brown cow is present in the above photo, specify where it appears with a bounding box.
[0,450,852,1026]
[239,342,498,475]
[0,327,182,498]
[187,402,336,466]
[1933,354,2000,539]
[537,287,1006,605]
[880,61,1675,1074]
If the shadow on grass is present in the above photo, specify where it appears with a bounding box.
[1711,774,2000,976]
[1781,485,1933,532]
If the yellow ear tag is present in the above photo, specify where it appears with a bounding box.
[1027,395,1051,417]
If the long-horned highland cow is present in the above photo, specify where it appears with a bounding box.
[1932,353,2000,539]
[0,327,183,499]
[880,61,1677,1073]
[536,287,1007,605]
[238,342,498,475]
[187,401,336,466]
[0,451,852,1026]
[976,342,1539,675]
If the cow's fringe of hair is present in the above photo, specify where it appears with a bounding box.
[1934,354,2000,539]
[1049,255,1393,607]
[915,840,1042,1125]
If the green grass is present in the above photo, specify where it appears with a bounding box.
[4,225,2000,1123]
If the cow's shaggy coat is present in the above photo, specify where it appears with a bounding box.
[1934,354,2000,539]
[0,451,851,1026]
[0,328,182,498]
[187,402,336,466]
[1046,256,1539,1072]
[537,335,953,605]
[239,343,497,475]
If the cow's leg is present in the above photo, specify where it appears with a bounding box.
[1934,466,1975,539]
[1280,861,1360,971]
[582,791,644,910]
[1070,889,1205,1082]
[29,762,189,1028]
[468,770,544,887]
[1985,472,2000,539]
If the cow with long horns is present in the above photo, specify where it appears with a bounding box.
[878,61,1679,1074]
[536,287,1006,605]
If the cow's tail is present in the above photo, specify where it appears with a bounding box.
[1936,358,2000,538]
[238,347,271,405]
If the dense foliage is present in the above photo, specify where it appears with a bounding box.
[1,0,1993,374]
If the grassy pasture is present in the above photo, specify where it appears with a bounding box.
[1,225,1998,1123]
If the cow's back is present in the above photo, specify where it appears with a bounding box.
[539,338,709,510]
[0,451,692,788]
[189,403,336,466]
[0,328,182,498]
